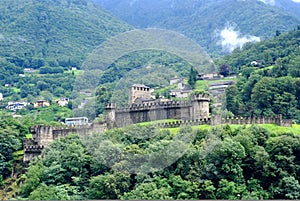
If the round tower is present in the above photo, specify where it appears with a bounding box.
[105,103,116,129]
[191,94,210,119]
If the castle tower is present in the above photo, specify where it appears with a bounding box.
[129,84,151,104]
[105,103,116,129]
[191,94,210,119]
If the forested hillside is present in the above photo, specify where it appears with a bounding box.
[276,0,300,19]
[222,27,300,122]
[16,125,300,199]
[0,0,131,69]
[93,0,300,55]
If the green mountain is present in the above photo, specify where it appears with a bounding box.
[93,0,300,55]
[221,27,300,122]
[276,0,300,20]
[0,0,131,69]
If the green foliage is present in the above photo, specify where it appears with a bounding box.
[223,29,300,122]
[188,67,198,89]
[274,176,300,199]
[16,124,300,200]
[122,181,173,200]
[87,172,131,199]
[219,63,230,77]
[39,66,64,74]
[0,117,32,181]
[20,134,93,199]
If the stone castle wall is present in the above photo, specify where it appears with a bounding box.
[23,122,107,162]
[107,94,210,128]
[23,114,292,162]
[155,115,292,128]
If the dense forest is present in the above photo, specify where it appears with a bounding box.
[15,124,300,200]
[0,0,131,70]
[222,27,300,122]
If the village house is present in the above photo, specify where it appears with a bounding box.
[57,98,69,107]
[4,84,13,87]
[169,76,184,85]
[24,68,36,73]
[170,82,193,98]
[6,102,28,110]
[34,100,50,108]
[197,72,223,80]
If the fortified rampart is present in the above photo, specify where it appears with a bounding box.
[23,122,107,162]
[155,115,292,128]
[106,94,210,128]
[23,113,292,162]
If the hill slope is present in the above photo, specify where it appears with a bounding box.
[221,28,300,122]
[93,0,300,55]
[0,0,131,68]
[275,0,300,20]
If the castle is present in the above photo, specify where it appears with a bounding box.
[106,84,210,128]
[23,84,292,162]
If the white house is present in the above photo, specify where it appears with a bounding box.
[0,93,3,101]
[6,102,28,110]
[169,82,193,98]
[169,76,183,85]
[57,98,69,107]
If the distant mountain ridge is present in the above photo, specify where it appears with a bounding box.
[93,0,300,55]
[275,0,300,19]
[0,0,132,68]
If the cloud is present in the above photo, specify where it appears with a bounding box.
[258,0,275,5]
[291,0,300,3]
[219,24,260,52]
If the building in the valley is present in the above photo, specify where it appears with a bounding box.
[197,72,223,80]
[170,82,193,98]
[57,98,69,107]
[169,76,184,85]
[24,68,36,73]
[34,100,50,108]
[6,102,28,110]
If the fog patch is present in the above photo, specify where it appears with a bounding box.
[218,24,260,52]
[258,0,275,5]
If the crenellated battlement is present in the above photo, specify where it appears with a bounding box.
[114,100,193,113]
[155,118,211,128]
[106,103,117,109]
[148,115,292,128]
[24,145,44,152]
[192,93,210,101]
